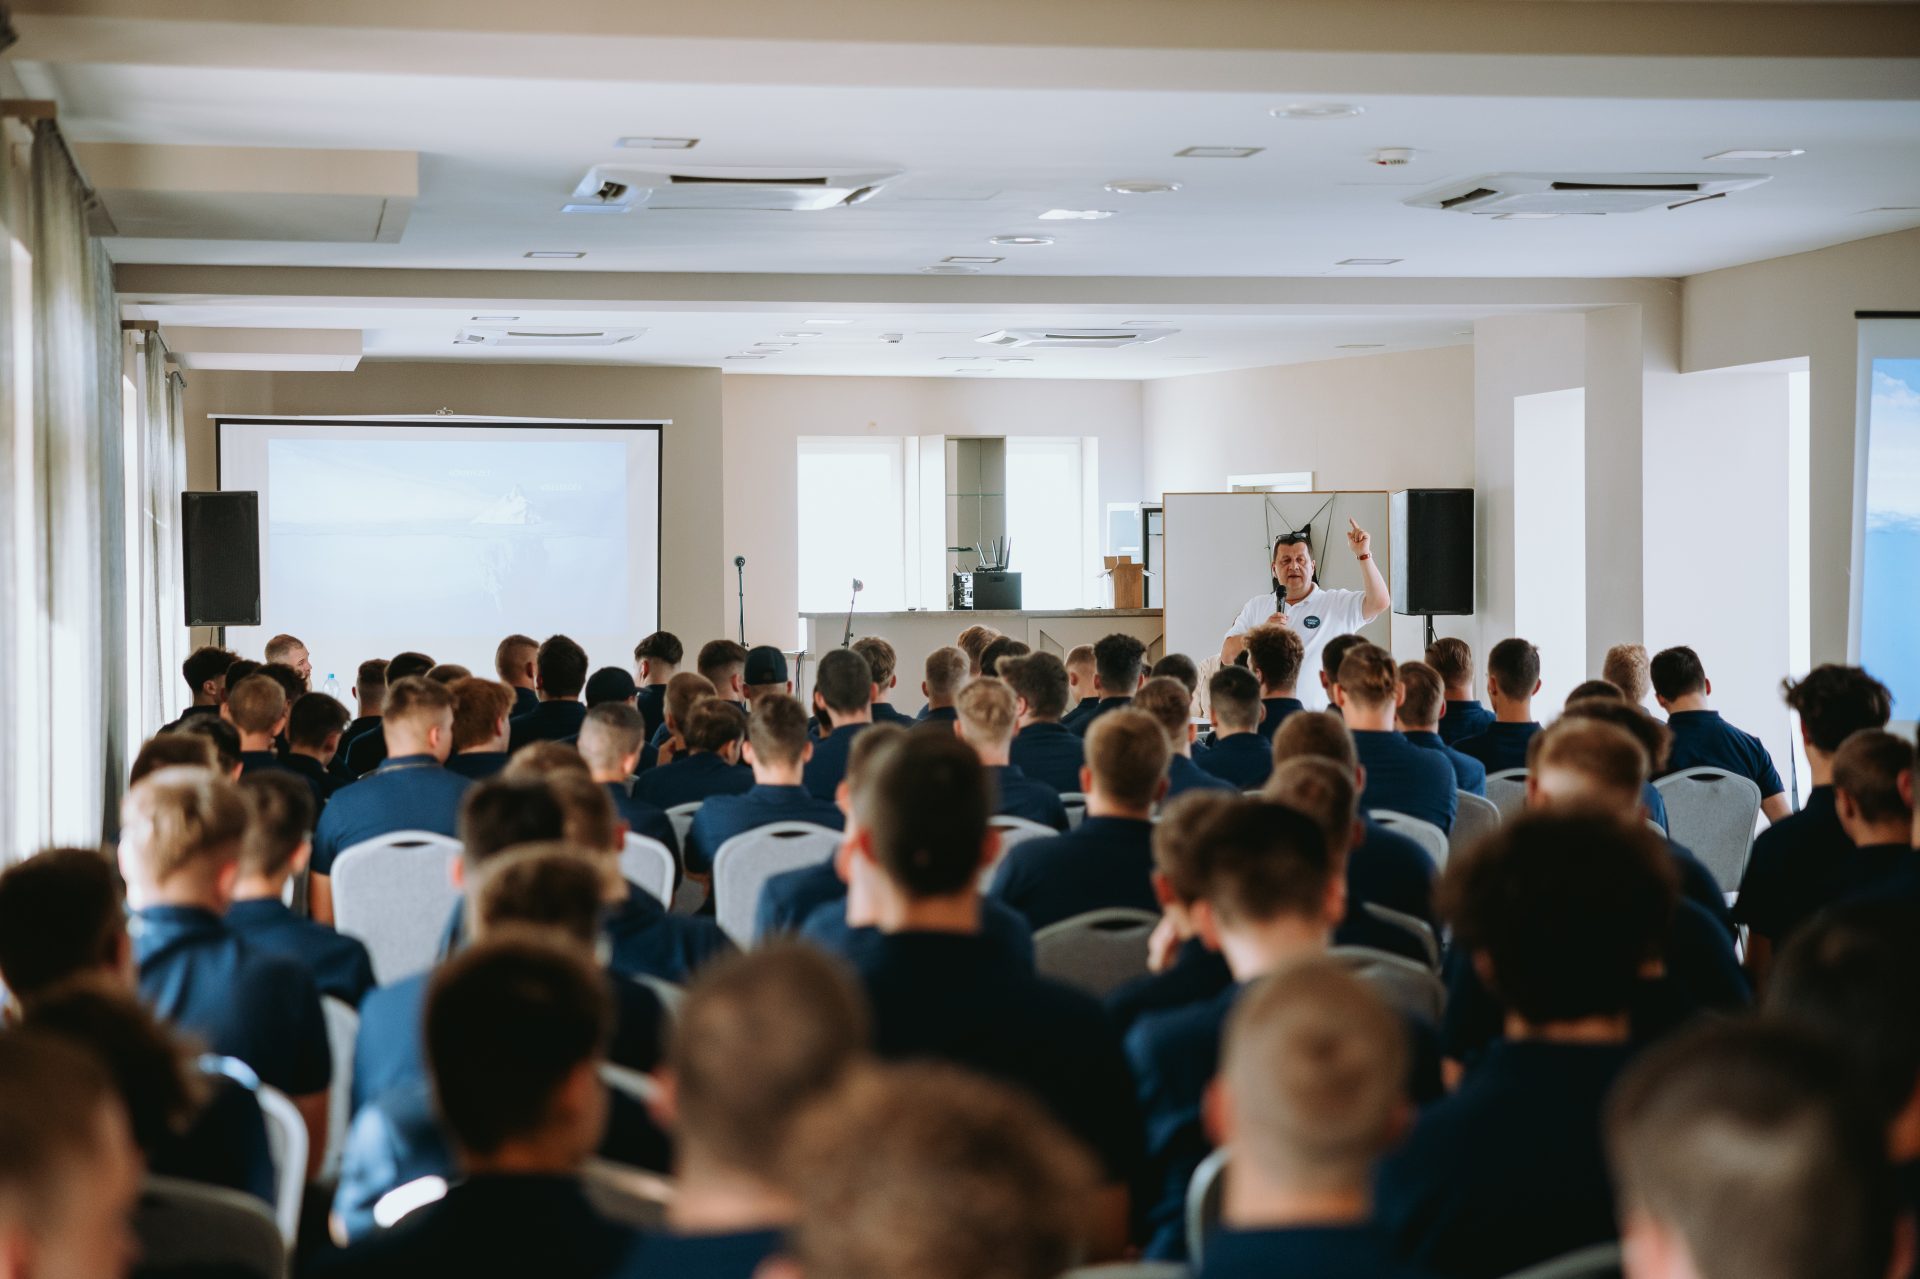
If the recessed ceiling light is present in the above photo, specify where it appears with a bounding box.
[755,342,799,348]
[524,251,585,259]
[939,356,981,361]
[805,318,854,325]
[1861,206,1920,213]
[616,136,698,149]
[726,354,767,360]
[995,358,1036,363]
[470,314,520,322]
[778,331,826,338]
[1037,209,1116,221]
[922,265,980,275]
[1336,257,1402,266]
[1493,212,1560,220]
[1123,320,1175,327]
[561,203,629,215]
[1105,179,1181,195]
[1704,148,1804,160]
[1337,343,1386,349]
[989,235,1054,246]
[943,255,1005,265]
[1270,103,1364,120]
[1176,146,1264,159]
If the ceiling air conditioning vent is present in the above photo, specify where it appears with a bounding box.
[1407,172,1769,216]
[567,166,899,213]
[457,327,643,348]
[975,327,1176,350]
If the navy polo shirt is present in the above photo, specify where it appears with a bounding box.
[605,782,682,858]
[633,752,754,810]
[1008,721,1086,794]
[1200,1225,1437,1279]
[507,699,587,752]
[1348,819,1440,928]
[330,717,381,780]
[918,705,958,728]
[1663,709,1785,798]
[1068,696,1135,738]
[225,897,377,1007]
[1377,1040,1632,1279]
[1193,732,1272,790]
[135,905,331,1098]
[1734,786,1850,946]
[618,1229,783,1279]
[1452,721,1540,775]
[755,858,845,939]
[511,685,541,719]
[153,1058,275,1207]
[990,764,1071,829]
[281,753,335,809]
[872,701,915,727]
[1669,840,1734,937]
[1745,837,1918,949]
[343,725,389,779]
[446,750,509,781]
[313,1174,636,1279]
[684,783,844,876]
[798,896,1036,971]
[1167,753,1237,799]
[1437,699,1495,746]
[1404,730,1487,796]
[850,930,1143,1186]
[988,815,1158,931]
[801,722,869,800]
[310,754,472,877]
[238,750,284,777]
[1255,696,1305,741]
[1352,730,1459,832]
[1060,695,1103,733]
[604,882,734,983]
[634,683,667,740]
[1105,937,1234,1042]
[160,703,222,736]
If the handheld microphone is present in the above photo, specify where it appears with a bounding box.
[842,579,864,647]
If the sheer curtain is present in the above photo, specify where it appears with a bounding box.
[129,328,188,736]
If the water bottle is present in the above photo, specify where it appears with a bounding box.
[322,672,342,703]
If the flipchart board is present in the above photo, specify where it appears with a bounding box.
[1161,491,1398,666]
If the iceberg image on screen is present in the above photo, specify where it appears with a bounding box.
[1862,358,1920,717]
[266,437,630,637]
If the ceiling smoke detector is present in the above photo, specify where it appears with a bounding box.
[1371,148,1415,167]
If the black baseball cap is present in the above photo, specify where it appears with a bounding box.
[584,666,638,706]
[745,646,789,686]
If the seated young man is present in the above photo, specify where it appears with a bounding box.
[954,623,1002,677]
[1607,1020,1897,1279]
[1452,637,1543,774]
[1558,694,1680,833]
[1151,652,1201,699]
[650,639,749,753]
[229,771,376,1006]
[634,695,751,809]
[1336,644,1457,832]
[979,635,1032,678]
[1394,661,1487,797]
[852,636,912,725]
[637,670,717,781]
[1203,961,1431,1279]
[322,935,635,1278]
[1133,675,1235,798]
[285,690,351,807]
[1424,637,1493,745]
[1650,645,1792,821]
[914,645,968,727]
[954,677,1070,829]
[1735,664,1893,977]
[1196,665,1272,789]
[621,945,869,1277]
[1069,633,1147,738]
[802,648,876,800]
[0,1035,142,1279]
[134,731,223,785]
[164,643,238,734]
[223,673,289,776]
[1241,624,1307,742]
[687,693,845,881]
[777,1064,1100,1279]
[310,675,473,924]
[989,709,1168,930]
[631,630,682,739]
[577,701,682,856]
[1803,730,1916,912]
[836,730,1144,1259]
[508,634,592,751]
[343,651,435,778]
[1316,633,1368,718]
[446,676,516,780]
[1001,652,1086,795]
[494,632,542,720]
[1375,812,1676,1279]
[331,657,389,783]
[1060,642,1101,731]
[744,646,792,710]
[1601,641,1652,704]
[118,767,331,1172]
[755,724,905,939]
[584,666,639,710]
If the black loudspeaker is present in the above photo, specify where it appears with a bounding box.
[1390,488,1475,616]
[182,491,261,627]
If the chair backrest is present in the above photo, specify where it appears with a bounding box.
[372,1176,449,1231]
[254,1083,308,1245]
[330,830,462,984]
[1185,1145,1228,1266]
[1654,767,1763,891]
[1329,945,1448,1025]
[712,822,843,945]
[1060,791,1089,829]
[320,997,359,1181]
[582,1157,673,1231]
[980,815,1059,889]
[620,833,676,907]
[666,801,701,848]
[1369,809,1448,866]
[630,973,686,1027]
[1500,1242,1624,1279]
[601,1061,663,1106]
[135,1176,285,1279]
[1032,908,1161,997]
[1362,902,1441,971]
[1485,768,1529,821]
[1452,790,1501,859]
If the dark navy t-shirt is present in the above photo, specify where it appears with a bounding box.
[1437,699,1495,746]
[1255,697,1305,741]
[1404,730,1487,796]
[446,750,509,781]
[634,683,668,741]
[633,752,754,810]
[1166,754,1236,799]
[1662,709,1785,798]
[1069,696,1135,739]
[1348,819,1440,928]
[605,782,682,858]
[989,763,1071,829]
[1199,1224,1437,1279]
[1452,721,1540,775]
[755,858,846,940]
[684,784,844,876]
[225,897,376,1007]
[310,754,472,876]
[801,723,870,800]
[987,815,1158,931]
[1008,721,1086,795]
[1734,786,1851,946]
[507,699,587,752]
[617,1228,783,1279]
[1193,732,1272,790]
[1352,730,1459,832]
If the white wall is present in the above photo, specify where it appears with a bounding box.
[1514,387,1587,712]
[721,375,1144,645]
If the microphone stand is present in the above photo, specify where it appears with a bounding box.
[734,556,747,644]
[842,579,863,647]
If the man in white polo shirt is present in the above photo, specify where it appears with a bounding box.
[1220,519,1389,712]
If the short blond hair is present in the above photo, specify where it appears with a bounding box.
[1085,709,1170,808]
[954,626,1002,674]
[1130,676,1193,748]
[1603,643,1651,704]
[1263,756,1359,858]
[1223,959,1408,1191]
[120,767,248,885]
[1064,644,1095,677]
[383,675,455,732]
[472,843,611,947]
[450,677,516,753]
[545,773,621,854]
[1334,643,1397,708]
[502,740,590,783]
[923,647,969,701]
[225,674,287,736]
[955,677,1018,749]
[1528,717,1648,806]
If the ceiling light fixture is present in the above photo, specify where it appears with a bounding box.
[1105,179,1181,195]
[1336,257,1402,266]
[1861,206,1920,213]
[755,342,798,348]
[1704,148,1804,160]
[470,314,520,322]
[1037,209,1115,221]
[805,318,854,325]
[943,255,1005,265]
[922,265,979,275]
[616,136,698,149]
[940,355,980,361]
[561,203,629,215]
[1271,103,1364,120]
[524,251,585,259]
[1176,146,1264,159]
[778,331,826,338]
[1337,343,1386,349]
[989,235,1054,246]
[726,354,767,360]
[1493,212,1560,220]
[996,358,1035,363]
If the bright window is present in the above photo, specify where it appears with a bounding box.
[797,437,907,612]
[1006,436,1091,609]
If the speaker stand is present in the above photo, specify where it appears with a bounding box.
[1424,614,1436,650]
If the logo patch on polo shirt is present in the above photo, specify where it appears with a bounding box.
[1303,615,1322,630]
